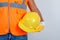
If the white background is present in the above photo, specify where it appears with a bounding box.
[27,0,60,40]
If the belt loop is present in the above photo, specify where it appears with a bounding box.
[8,33,11,40]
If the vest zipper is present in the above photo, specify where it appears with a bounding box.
[8,0,10,33]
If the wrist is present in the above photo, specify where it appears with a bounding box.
[40,21,45,26]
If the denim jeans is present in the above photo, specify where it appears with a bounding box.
[0,33,27,40]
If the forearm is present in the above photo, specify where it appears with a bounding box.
[30,7,44,22]
[27,0,44,22]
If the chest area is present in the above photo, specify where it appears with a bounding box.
[0,0,26,4]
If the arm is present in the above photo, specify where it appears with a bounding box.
[27,0,44,22]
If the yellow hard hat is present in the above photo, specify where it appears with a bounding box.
[18,12,44,32]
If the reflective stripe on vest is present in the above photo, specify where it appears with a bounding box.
[0,0,27,9]
[10,3,27,9]
[0,2,8,7]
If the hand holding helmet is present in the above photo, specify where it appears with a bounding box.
[18,12,44,32]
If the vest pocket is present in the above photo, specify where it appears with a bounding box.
[17,8,27,20]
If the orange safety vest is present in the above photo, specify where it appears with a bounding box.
[0,0,28,36]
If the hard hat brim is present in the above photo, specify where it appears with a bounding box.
[18,20,36,32]
[18,20,44,32]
